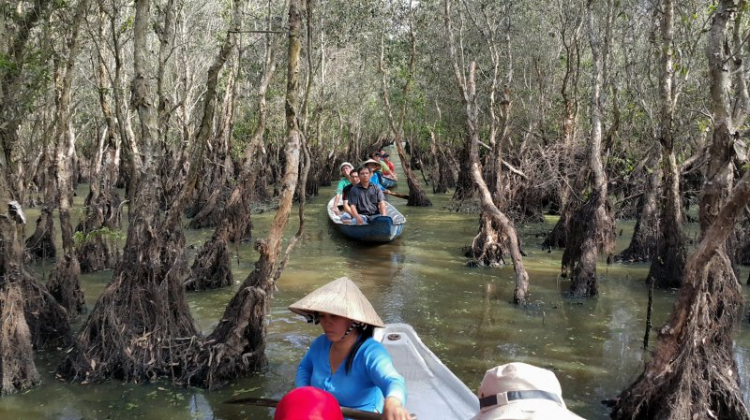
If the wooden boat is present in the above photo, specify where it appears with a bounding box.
[380,176,398,189]
[327,197,405,243]
[376,324,479,420]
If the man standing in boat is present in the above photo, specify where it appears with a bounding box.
[347,165,388,225]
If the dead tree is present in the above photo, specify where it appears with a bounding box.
[562,0,616,297]
[180,0,304,388]
[445,0,529,304]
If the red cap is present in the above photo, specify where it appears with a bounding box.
[274,387,344,420]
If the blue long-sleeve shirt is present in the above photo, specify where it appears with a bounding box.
[295,334,407,413]
[369,171,387,191]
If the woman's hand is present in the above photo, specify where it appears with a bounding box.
[382,396,412,420]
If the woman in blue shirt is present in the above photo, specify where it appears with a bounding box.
[290,277,409,420]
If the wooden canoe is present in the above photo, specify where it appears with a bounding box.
[376,324,479,420]
[327,197,405,243]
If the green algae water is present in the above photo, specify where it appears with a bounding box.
[2,183,749,420]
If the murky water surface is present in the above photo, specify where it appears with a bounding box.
[2,182,749,420]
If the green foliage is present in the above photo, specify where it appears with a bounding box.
[73,227,124,247]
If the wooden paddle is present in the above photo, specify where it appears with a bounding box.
[387,191,409,199]
[224,396,382,420]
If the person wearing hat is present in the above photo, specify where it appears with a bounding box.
[274,386,344,420]
[362,158,390,194]
[333,162,354,215]
[470,363,586,420]
[291,277,409,420]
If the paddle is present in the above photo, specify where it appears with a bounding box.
[387,191,409,200]
[224,396,382,420]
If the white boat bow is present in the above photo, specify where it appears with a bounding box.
[376,324,479,420]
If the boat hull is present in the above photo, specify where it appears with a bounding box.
[376,324,479,420]
[328,197,405,243]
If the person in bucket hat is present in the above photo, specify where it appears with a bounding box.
[274,386,344,420]
[470,363,585,420]
[333,162,355,215]
[290,277,409,420]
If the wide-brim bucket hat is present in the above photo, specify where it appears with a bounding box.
[289,277,385,328]
[469,363,585,420]
[339,162,353,171]
[362,159,380,166]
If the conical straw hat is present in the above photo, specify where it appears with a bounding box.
[289,277,385,328]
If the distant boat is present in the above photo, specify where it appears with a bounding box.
[327,197,405,243]
[380,176,397,189]
[376,324,479,420]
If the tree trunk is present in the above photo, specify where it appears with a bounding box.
[616,154,660,263]
[562,1,616,298]
[185,60,239,229]
[57,0,201,383]
[180,0,303,388]
[612,4,750,417]
[0,183,40,394]
[647,0,686,288]
[47,0,88,315]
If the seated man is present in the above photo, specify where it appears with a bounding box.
[338,168,360,223]
[347,166,388,225]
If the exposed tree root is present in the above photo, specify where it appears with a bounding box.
[58,223,199,382]
[611,253,748,420]
[18,270,71,349]
[47,255,85,315]
[562,190,616,297]
[469,214,508,268]
[0,272,40,395]
[180,255,273,388]
[25,207,56,261]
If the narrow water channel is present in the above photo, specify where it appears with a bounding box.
[2,181,749,420]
